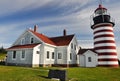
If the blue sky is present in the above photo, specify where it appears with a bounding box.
[0,0,120,53]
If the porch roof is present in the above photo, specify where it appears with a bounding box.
[7,43,40,50]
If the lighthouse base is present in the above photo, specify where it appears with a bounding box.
[98,64,119,68]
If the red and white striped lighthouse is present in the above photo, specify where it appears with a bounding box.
[91,4,119,67]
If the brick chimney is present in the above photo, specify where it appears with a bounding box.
[34,25,38,32]
[63,29,66,36]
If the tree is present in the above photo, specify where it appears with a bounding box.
[0,46,7,54]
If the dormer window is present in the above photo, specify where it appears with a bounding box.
[30,37,34,44]
[21,38,25,45]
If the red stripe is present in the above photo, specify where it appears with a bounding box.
[98,59,118,61]
[98,52,117,56]
[95,46,116,50]
[93,24,113,29]
[98,65,119,67]
[94,30,113,34]
[94,34,114,39]
[94,40,115,44]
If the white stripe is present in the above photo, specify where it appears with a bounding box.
[94,43,116,47]
[98,62,118,65]
[96,49,117,53]
[94,37,115,42]
[94,26,113,32]
[98,55,118,59]
[94,32,114,37]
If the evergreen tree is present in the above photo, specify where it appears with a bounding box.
[0,46,7,54]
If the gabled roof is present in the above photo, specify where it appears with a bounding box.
[29,30,56,45]
[29,30,74,46]
[7,43,40,50]
[78,48,96,55]
[50,35,74,46]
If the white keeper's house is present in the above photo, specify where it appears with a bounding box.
[6,25,80,67]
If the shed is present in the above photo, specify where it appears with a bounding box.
[78,49,98,67]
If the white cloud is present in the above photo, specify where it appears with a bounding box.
[0,0,96,16]
[0,0,54,16]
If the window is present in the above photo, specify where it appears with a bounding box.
[71,43,73,49]
[70,53,72,60]
[88,57,92,62]
[74,45,76,50]
[58,53,62,59]
[36,51,40,54]
[21,38,25,45]
[30,37,34,44]
[47,51,49,59]
[13,51,16,59]
[76,55,77,60]
[21,50,25,59]
[52,52,54,59]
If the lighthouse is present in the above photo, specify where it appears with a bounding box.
[91,4,119,67]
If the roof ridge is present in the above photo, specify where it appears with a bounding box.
[49,34,75,39]
[29,30,56,45]
[29,30,74,46]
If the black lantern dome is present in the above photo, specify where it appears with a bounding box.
[91,4,115,29]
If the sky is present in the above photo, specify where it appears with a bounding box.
[0,0,120,57]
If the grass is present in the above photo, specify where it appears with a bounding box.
[0,65,120,81]
[67,67,120,81]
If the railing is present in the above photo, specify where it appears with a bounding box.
[90,13,115,26]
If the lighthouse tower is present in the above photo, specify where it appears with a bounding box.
[91,4,119,67]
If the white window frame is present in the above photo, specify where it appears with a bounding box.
[52,52,54,59]
[36,51,40,54]
[70,53,72,60]
[21,38,25,45]
[46,51,50,59]
[21,50,26,60]
[30,37,34,44]
[12,51,16,60]
[58,52,62,59]
[88,57,92,62]
[71,43,73,49]
[74,44,76,50]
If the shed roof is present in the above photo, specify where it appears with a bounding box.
[78,48,96,55]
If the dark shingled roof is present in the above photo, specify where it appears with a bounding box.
[78,48,96,55]
[50,35,74,46]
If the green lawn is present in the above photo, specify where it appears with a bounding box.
[0,65,120,81]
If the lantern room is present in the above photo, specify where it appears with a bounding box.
[91,4,115,28]
[95,4,107,16]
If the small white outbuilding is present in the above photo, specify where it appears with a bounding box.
[78,49,98,67]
